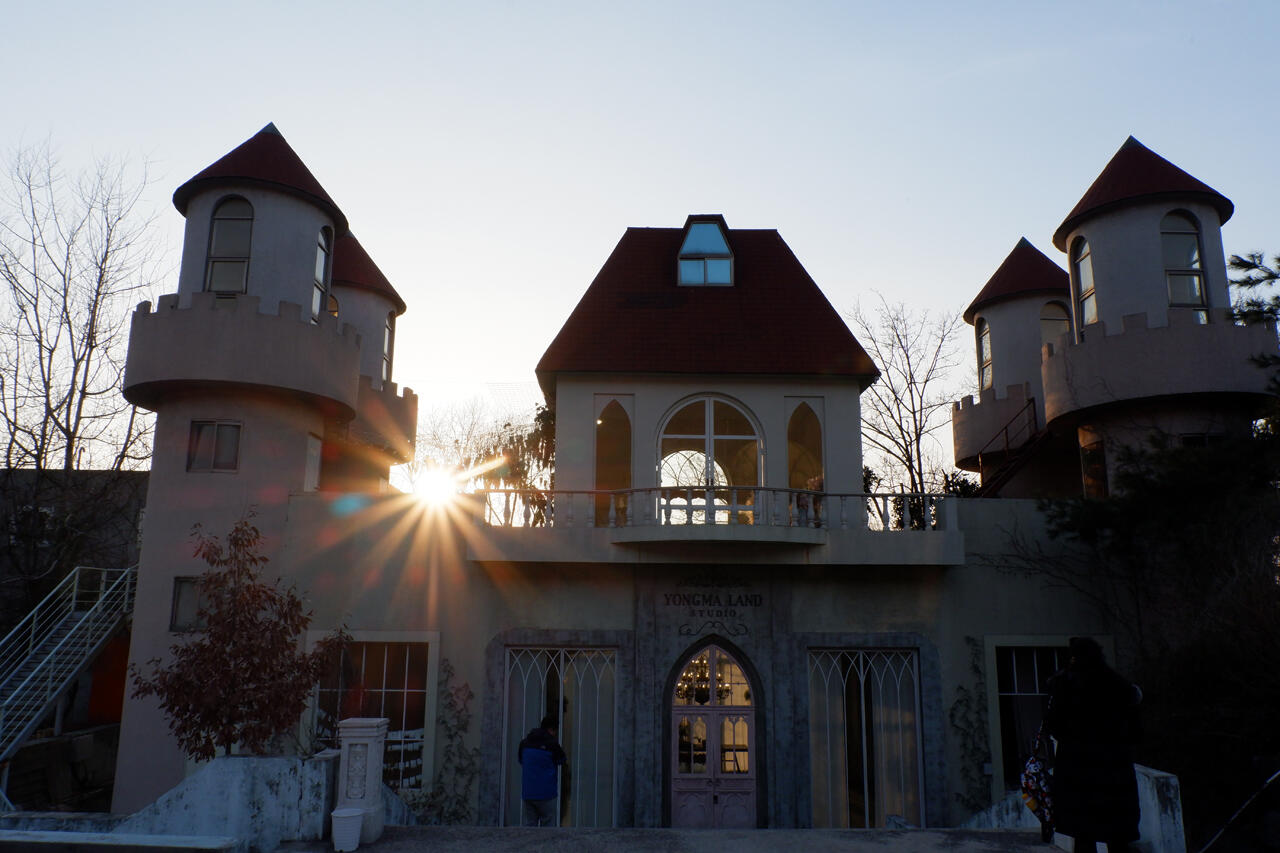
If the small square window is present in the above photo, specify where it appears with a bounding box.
[170,577,206,632]
[188,421,241,472]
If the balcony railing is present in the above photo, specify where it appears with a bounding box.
[473,488,954,533]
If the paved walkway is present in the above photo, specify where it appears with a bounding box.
[284,826,1056,852]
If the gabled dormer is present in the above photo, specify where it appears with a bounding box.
[677,215,734,286]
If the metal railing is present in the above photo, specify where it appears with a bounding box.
[473,488,954,532]
[975,398,1038,479]
[0,566,136,768]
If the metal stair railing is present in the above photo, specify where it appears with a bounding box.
[0,566,136,767]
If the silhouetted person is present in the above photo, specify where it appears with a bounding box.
[518,715,566,827]
[1045,637,1142,852]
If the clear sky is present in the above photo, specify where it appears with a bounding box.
[6,0,1279,415]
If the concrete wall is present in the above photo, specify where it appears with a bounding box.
[331,285,399,389]
[114,392,331,813]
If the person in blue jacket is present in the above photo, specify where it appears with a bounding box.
[518,715,566,826]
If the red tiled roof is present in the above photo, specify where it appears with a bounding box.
[331,233,406,315]
[1053,136,1232,250]
[963,238,1069,324]
[536,218,878,394]
[172,123,348,235]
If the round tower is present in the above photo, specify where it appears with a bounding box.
[952,238,1080,496]
[1043,137,1276,496]
[115,124,415,812]
[325,233,415,491]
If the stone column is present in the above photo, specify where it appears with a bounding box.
[337,717,389,844]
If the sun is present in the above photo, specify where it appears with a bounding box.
[413,467,459,506]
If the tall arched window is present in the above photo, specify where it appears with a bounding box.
[594,400,632,526]
[1039,302,1070,348]
[787,403,823,490]
[312,227,332,323]
[206,197,253,294]
[1162,212,1207,323]
[1071,238,1096,330]
[382,314,394,383]
[659,398,760,525]
[976,319,993,390]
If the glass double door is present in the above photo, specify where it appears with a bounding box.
[671,645,756,828]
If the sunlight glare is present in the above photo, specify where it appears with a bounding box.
[414,468,459,506]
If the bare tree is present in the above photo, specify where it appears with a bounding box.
[849,295,965,493]
[0,141,158,471]
[0,142,160,626]
[399,396,553,494]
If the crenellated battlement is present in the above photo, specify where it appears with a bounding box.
[137,292,363,347]
[124,291,364,417]
[1041,307,1277,425]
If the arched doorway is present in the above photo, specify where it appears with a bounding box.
[670,644,756,827]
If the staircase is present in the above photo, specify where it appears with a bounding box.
[0,566,136,806]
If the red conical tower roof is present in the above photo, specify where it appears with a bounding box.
[1053,136,1232,250]
[173,123,348,234]
[964,238,1069,324]
[331,233,406,315]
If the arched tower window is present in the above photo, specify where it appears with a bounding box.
[1071,238,1096,330]
[659,397,760,525]
[976,319,993,390]
[206,197,253,294]
[594,400,632,526]
[1162,212,1207,323]
[312,227,332,323]
[1039,302,1070,348]
[382,313,394,383]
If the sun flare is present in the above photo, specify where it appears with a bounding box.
[413,467,460,506]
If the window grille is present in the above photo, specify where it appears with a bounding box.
[995,645,1066,789]
[501,647,618,827]
[315,642,430,790]
[808,649,924,828]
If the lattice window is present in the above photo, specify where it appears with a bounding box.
[501,647,618,827]
[808,649,924,828]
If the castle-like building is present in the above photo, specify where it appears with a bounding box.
[111,127,1274,829]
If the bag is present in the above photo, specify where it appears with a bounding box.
[1020,725,1054,840]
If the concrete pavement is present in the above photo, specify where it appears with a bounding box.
[283,826,1056,852]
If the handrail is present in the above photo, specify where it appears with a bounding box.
[975,397,1038,463]
[470,487,953,532]
[0,566,135,766]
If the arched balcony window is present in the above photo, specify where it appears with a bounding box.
[1162,212,1207,323]
[594,400,632,526]
[1071,238,1096,331]
[659,397,760,524]
[976,319,993,390]
[1039,302,1070,349]
[312,227,332,323]
[206,197,253,294]
[788,403,824,528]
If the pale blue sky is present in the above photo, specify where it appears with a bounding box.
[6,0,1278,410]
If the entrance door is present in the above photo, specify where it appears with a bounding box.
[671,645,756,828]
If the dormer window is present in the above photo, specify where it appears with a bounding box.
[678,221,733,286]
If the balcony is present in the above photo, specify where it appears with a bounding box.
[465,488,965,566]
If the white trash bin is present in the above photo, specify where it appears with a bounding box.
[331,807,364,852]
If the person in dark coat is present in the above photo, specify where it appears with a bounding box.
[1044,637,1142,852]
[517,715,566,827]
